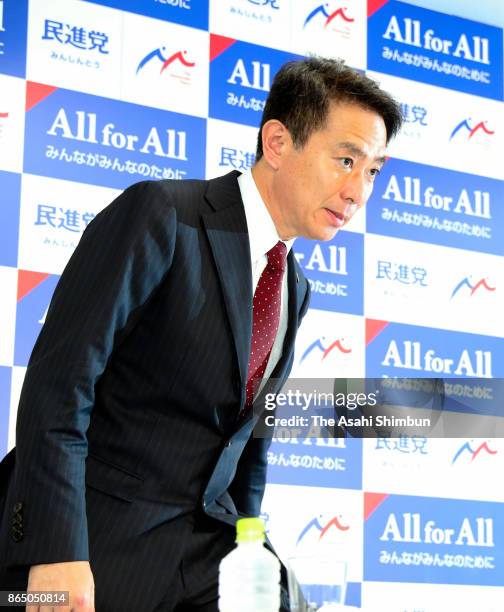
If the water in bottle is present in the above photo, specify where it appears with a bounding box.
[218,517,280,612]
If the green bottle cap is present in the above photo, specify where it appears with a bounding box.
[236,517,266,543]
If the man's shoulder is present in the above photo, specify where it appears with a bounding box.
[124,171,241,216]
[106,178,208,232]
[126,177,208,208]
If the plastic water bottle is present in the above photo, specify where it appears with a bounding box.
[218,517,281,612]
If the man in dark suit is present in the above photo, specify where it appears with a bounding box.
[0,58,401,611]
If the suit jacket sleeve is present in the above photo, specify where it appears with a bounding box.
[228,279,311,517]
[6,180,177,567]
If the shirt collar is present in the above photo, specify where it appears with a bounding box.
[238,170,294,264]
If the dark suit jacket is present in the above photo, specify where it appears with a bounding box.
[0,171,309,601]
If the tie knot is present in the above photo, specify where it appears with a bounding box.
[266,241,287,272]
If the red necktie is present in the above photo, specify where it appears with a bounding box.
[245,241,287,408]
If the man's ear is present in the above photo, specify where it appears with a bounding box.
[260,119,291,170]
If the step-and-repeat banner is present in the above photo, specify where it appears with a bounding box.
[0,1,502,609]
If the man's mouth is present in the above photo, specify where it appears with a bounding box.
[324,208,345,227]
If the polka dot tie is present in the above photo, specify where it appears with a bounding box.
[245,240,287,409]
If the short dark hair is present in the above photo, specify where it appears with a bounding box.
[256,57,402,160]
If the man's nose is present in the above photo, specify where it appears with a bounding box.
[340,171,366,207]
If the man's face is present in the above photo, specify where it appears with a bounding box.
[274,101,387,241]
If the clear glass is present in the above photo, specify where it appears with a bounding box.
[287,554,347,611]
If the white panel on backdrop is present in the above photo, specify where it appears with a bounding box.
[364,234,503,337]
[262,483,363,583]
[205,117,257,179]
[8,365,26,453]
[289,309,365,378]
[0,75,25,174]
[18,174,120,275]
[367,71,503,181]
[26,0,122,98]
[290,0,367,69]
[362,437,504,502]
[121,11,209,117]
[0,266,17,367]
[209,0,291,52]
[361,582,504,612]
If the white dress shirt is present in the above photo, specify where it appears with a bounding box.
[237,170,294,393]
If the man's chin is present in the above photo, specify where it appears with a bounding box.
[316,226,340,241]
[298,225,340,241]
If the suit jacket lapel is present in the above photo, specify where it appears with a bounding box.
[203,172,252,397]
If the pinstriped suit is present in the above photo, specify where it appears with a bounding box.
[0,170,310,609]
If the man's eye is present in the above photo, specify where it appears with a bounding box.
[370,168,381,178]
[341,157,353,168]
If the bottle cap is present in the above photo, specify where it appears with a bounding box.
[236,517,266,543]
